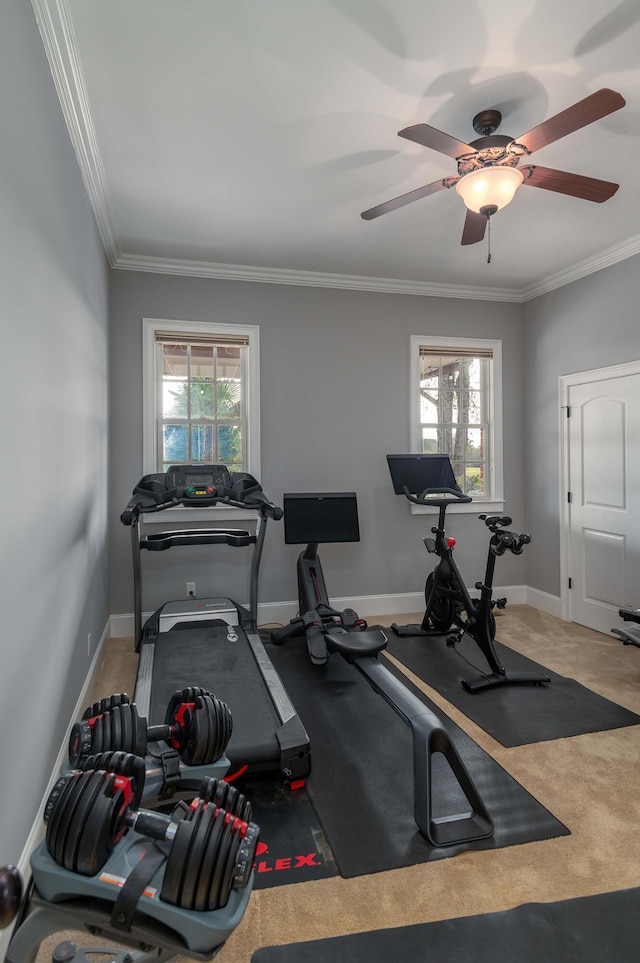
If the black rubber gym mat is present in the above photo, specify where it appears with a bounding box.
[250,888,640,962]
[265,638,569,878]
[384,632,640,747]
[235,774,338,890]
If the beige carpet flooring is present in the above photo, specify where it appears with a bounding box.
[31,605,640,961]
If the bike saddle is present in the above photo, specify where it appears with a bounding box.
[480,514,512,529]
[325,628,388,662]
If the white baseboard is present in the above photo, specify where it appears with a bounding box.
[3,617,113,960]
[110,585,560,636]
[525,586,562,618]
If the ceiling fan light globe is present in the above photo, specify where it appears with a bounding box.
[456,166,524,214]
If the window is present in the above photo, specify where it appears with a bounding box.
[143,318,260,480]
[410,336,503,510]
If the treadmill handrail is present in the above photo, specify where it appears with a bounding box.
[122,467,282,642]
[141,529,256,551]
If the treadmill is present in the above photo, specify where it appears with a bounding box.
[121,464,310,785]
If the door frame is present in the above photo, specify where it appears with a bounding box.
[559,359,640,623]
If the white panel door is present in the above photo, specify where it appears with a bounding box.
[567,373,640,634]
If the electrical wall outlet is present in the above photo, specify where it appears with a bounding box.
[187,582,196,598]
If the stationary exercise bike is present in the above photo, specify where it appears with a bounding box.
[387,454,551,693]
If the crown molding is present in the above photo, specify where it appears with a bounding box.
[520,233,640,301]
[35,1,640,305]
[31,0,121,264]
[113,253,522,301]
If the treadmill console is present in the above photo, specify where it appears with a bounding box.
[166,464,233,497]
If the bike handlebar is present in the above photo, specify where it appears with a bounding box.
[490,530,531,556]
[402,485,473,507]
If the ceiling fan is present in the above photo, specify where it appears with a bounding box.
[361,88,625,246]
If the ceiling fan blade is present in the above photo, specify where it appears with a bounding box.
[523,165,620,202]
[361,177,457,220]
[516,88,625,154]
[398,124,475,159]
[461,210,487,245]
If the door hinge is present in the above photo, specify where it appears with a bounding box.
[568,577,572,589]
[567,491,572,503]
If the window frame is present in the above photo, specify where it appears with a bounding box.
[409,335,504,514]
[142,317,261,522]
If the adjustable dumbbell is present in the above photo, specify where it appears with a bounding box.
[75,751,252,826]
[69,687,232,769]
[44,767,259,911]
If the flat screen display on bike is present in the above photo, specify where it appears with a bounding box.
[283,492,360,544]
[386,454,461,496]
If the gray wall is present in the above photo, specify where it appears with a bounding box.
[109,271,527,618]
[523,256,640,597]
[0,1,110,864]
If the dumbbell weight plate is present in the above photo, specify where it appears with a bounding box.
[207,814,238,910]
[179,705,202,767]
[82,694,130,720]
[233,821,260,890]
[44,775,72,826]
[131,704,148,756]
[199,778,252,823]
[92,715,105,756]
[68,721,93,768]
[207,695,232,762]
[160,805,202,907]
[117,705,132,756]
[179,802,218,911]
[46,774,83,868]
[197,697,217,766]
[82,751,146,810]
[183,695,230,767]
[192,807,227,913]
[164,687,210,729]
[108,706,123,755]
[216,821,244,909]
[60,771,108,873]
[76,772,132,877]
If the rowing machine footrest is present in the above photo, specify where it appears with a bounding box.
[341,607,359,628]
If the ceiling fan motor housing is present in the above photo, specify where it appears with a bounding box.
[472,108,502,136]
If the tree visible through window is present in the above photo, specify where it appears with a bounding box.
[143,319,260,482]
[411,337,502,504]
[160,341,245,472]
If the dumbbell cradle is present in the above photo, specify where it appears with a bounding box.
[69,687,232,769]
[44,767,259,912]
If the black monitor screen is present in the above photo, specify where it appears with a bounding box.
[283,492,360,545]
[386,454,460,495]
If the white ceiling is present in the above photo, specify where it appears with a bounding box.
[36,0,640,299]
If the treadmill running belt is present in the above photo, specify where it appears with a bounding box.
[145,625,281,766]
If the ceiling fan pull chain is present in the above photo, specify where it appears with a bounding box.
[487,216,492,264]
